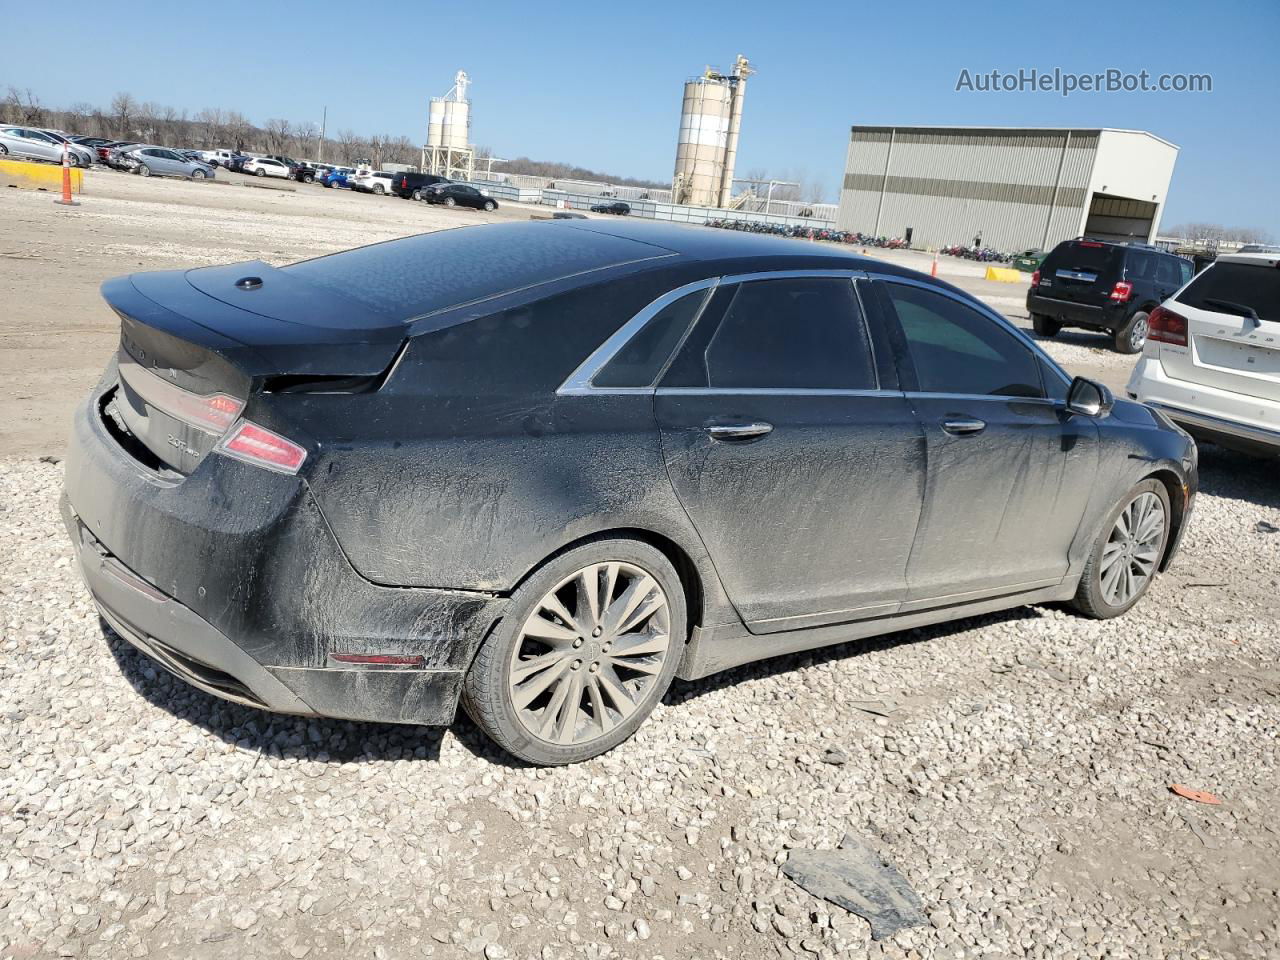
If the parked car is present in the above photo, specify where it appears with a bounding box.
[199,149,239,167]
[322,167,355,188]
[390,171,451,200]
[0,126,94,166]
[591,200,631,216]
[289,163,318,184]
[242,157,292,179]
[225,154,251,174]
[69,136,114,149]
[105,143,146,170]
[421,182,498,211]
[61,219,1196,765]
[93,140,138,164]
[126,146,216,180]
[1127,251,1280,456]
[350,170,397,195]
[1027,239,1194,353]
[1011,248,1047,273]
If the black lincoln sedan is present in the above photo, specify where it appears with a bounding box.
[63,220,1196,765]
[590,200,631,215]
[421,181,498,211]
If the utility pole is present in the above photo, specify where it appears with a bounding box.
[318,106,327,164]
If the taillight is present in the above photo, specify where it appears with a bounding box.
[119,358,245,432]
[1031,270,1040,287]
[401,177,408,187]
[1148,306,1188,346]
[1110,281,1133,302]
[217,421,307,474]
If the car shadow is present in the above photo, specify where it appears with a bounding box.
[101,619,444,763]
[665,605,1039,706]
[1194,443,1279,509]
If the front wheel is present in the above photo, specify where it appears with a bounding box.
[462,539,686,765]
[483,200,496,212]
[1072,479,1170,619]
[443,196,456,207]
[1115,310,1150,354]
[1031,313,1061,338]
[191,168,206,179]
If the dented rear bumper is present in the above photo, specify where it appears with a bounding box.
[62,378,506,726]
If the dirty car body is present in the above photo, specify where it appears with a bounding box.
[63,220,1197,753]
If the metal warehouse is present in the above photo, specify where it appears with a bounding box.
[836,125,1178,251]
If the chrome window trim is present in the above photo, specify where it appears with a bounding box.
[902,391,1057,405]
[655,387,897,398]
[868,272,1074,389]
[557,269,872,397]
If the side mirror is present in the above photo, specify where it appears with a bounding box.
[1066,376,1114,418]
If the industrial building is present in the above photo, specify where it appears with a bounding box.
[835,126,1179,251]
[671,55,751,208]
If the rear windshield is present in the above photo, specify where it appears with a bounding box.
[283,222,674,322]
[1043,241,1120,275]
[1176,262,1280,323]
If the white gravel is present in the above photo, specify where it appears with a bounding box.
[3,442,1280,958]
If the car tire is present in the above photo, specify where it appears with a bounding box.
[255,168,266,177]
[1071,478,1171,619]
[1031,313,1061,338]
[304,174,314,183]
[0,144,8,156]
[373,184,384,195]
[483,200,496,212]
[137,164,151,177]
[1115,310,1150,354]
[191,169,206,179]
[444,196,456,207]
[462,537,687,766]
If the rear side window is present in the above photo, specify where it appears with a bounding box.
[1125,251,1158,282]
[885,283,1043,399]
[672,278,876,390]
[1176,262,1280,323]
[1155,257,1185,287]
[593,290,708,388]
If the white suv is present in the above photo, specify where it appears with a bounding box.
[242,157,292,179]
[1127,252,1280,456]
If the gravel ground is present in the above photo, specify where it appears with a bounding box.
[3,442,1278,960]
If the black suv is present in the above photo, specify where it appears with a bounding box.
[391,172,451,200]
[1026,239,1194,353]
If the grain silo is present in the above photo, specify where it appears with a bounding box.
[427,70,471,151]
[672,55,751,208]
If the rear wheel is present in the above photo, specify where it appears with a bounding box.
[411,188,422,200]
[462,539,686,765]
[137,164,151,177]
[304,173,314,183]
[1,144,10,156]
[1031,313,1061,338]
[373,184,384,195]
[255,168,266,177]
[1072,479,1170,618]
[1115,310,1150,354]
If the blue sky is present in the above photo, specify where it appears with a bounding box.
[4,0,1276,233]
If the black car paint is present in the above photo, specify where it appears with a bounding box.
[63,219,1197,728]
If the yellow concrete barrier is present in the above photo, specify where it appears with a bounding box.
[984,266,1022,283]
[0,158,84,194]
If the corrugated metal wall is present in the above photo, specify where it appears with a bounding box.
[836,127,1099,250]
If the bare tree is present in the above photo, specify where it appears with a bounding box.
[194,107,226,146]
[293,121,319,159]
[110,92,136,139]
[5,86,46,126]
[263,118,292,154]
[1165,221,1274,244]
[335,129,362,164]
[224,112,251,151]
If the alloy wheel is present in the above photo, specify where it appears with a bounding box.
[507,561,671,746]
[1129,315,1149,351]
[1099,491,1165,606]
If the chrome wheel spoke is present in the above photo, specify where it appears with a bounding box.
[1100,492,1166,607]
[509,560,669,746]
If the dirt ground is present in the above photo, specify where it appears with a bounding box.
[1,169,1129,458]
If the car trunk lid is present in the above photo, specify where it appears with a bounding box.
[1161,257,1280,402]
[103,261,407,474]
[1039,240,1120,303]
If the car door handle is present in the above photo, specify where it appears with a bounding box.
[941,418,986,436]
[706,422,774,441]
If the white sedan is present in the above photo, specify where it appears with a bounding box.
[1127,251,1280,457]
[242,157,292,179]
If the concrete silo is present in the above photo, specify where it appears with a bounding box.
[424,70,475,180]
[672,55,751,208]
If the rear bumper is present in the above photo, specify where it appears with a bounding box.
[1026,292,1125,330]
[63,376,506,725]
[1127,355,1280,455]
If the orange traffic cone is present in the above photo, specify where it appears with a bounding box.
[931,253,938,277]
[54,143,78,207]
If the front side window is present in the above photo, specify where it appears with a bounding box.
[670,277,876,391]
[885,282,1043,399]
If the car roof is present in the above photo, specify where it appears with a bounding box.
[1217,252,1280,268]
